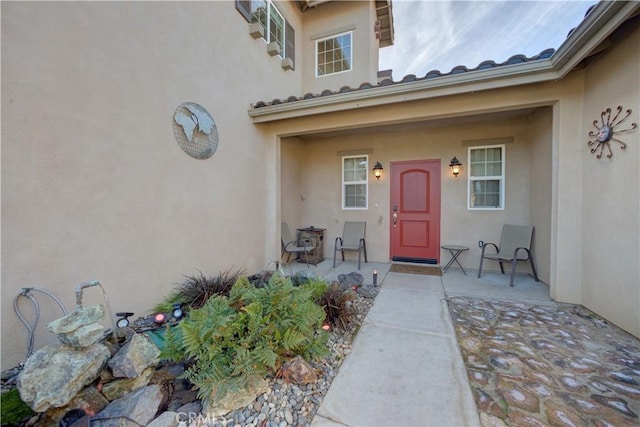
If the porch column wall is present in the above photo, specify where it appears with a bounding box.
[265,133,283,267]
[279,136,307,254]
[550,84,585,303]
[528,108,553,284]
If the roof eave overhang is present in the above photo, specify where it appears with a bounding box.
[249,1,639,123]
[551,1,639,77]
[249,62,558,123]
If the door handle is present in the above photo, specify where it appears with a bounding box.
[392,212,398,227]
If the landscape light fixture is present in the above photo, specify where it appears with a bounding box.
[116,312,134,328]
[172,303,184,320]
[153,313,167,324]
[373,161,383,180]
[449,157,462,178]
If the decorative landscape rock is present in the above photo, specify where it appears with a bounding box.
[150,368,177,412]
[92,384,163,426]
[39,386,109,425]
[337,272,364,290]
[291,270,317,285]
[108,333,160,378]
[203,377,269,418]
[356,285,376,299]
[279,355,318,385]
[101,366,155,401]
[47,304,105,348]
[147,410,179,427]
[5,274,378,426]
[17,343,110,412]
[57,322,106,348]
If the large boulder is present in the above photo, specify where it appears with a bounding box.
[109,333,160,378]
[17,343,110,412]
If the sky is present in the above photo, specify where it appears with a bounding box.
[379,0,595,80]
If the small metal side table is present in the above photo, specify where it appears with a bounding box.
[441,244,469,275]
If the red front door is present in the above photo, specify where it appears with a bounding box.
[390,160,441,263]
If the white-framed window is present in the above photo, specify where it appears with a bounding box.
[268,2,285,56]
[468,145,505,210]
[342,155,368,210]
[249,0,268,33]
[316,31,352,77]
[237,0,294,64]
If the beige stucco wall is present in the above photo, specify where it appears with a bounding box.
[1,1,304,369]
[528,108,553,283]
[266,68,620,309]
[580,20,640,336]
[281,137,306,233]
[301,0,379,94]
[280,115,552,273]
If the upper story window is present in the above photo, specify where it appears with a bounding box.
[250,0,268,32]
[342,155,368,210]
[316,31,352,77]
[268,3,285,56]
[236,0,295,69]
[468,145,505,210]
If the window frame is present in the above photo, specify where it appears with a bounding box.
[316,31,353,78]
[237,0,293,64]
[342,155,369,210]
[467,144,506,210]
[268,2,285,58]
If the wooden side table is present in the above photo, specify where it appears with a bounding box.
[441,244,469,275]
[297,227,325,265]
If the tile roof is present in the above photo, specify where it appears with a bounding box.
[252,49,556,109]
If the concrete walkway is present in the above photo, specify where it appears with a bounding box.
[284,258,551,426]
[311,269,481,427]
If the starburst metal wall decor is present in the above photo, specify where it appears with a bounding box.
[587,106,637,159]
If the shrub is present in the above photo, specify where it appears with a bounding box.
[161,273,328,400]
[318,283,357,331]
[299,277,329,301]
[152,268,243,313]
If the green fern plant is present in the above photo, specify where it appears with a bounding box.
[161,273,328,400]
[300,277,329,301]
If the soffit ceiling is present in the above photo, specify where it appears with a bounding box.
[296,107,542,140]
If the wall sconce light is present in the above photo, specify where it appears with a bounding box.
[449,156,462,178]
[373,161,383,180]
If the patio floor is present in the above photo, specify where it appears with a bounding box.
[283,257,551,304]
